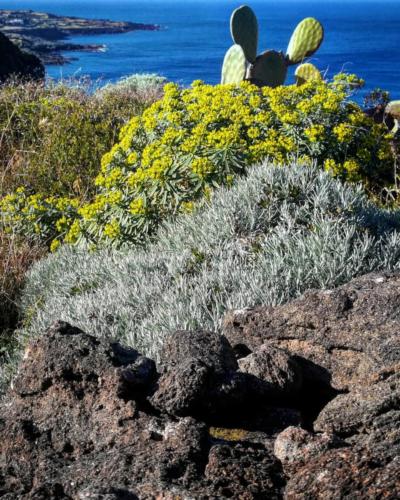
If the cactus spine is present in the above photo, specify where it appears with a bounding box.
[221,5,324,88]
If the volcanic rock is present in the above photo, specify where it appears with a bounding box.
[284,449,400,499]
[238,344,303,399]
[0,321,287,498]
[223,272,400,392]
[1,271,400,497]
[274,426,344,473]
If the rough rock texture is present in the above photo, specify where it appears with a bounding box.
[274,426,344,474]
[0,32,44,82]
[223,272,400,392]
[150,329,239,417]
[1,271,399,498]
[284,450,400,499]
[0,322,287,498]
[223,271,400,497]
[314,370,400,464]
[238,345,303,399]
[150,329,301,431]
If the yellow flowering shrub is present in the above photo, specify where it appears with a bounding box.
[1,76,395,248]
[0,189,80,248]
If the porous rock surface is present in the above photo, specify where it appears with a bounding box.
[1,271,399,498]
[0,32,44,82]
[0,322,287,498]
[223,271,400,392]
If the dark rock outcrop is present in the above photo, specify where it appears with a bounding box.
[223,272,400,392]
[223,271,400,497]
[150,329,239,417]
[1,271,400,498]
[0,321,287,498]
[238,344,303,399]
[0,32,44,82]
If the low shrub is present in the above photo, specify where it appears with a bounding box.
[2,75,395,249]
[0,75,165,199]
[15,162,400,367]
[98,73,167,98]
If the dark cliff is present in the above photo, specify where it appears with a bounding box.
[0,32,44,82]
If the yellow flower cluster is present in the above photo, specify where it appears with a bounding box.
[0,188,80,249]
[333,123,354,143]
[103,219,121,239]
[305,124,325,143]
[1,75,395,249]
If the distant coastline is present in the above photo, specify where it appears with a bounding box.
[0,9,160,65]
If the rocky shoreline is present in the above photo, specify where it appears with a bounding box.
[0,9,160,65]
[1,271,399,498]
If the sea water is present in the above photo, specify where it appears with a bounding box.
[4,0,400,100]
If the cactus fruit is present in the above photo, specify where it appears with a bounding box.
[230,5,258,63]
[248,51,288,88]
[221,5,324,88]
[295,63,322,86]
[286,18,324,65]
[221,44,247,84]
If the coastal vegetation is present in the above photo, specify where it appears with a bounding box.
[0,4,399,388]
[16,163,400,364]
[0,74,164,355]
[1,77,395,252]
[1,5,400,498]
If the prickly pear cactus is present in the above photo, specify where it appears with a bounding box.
[230,5,258,63]
[248,51,288,88]
[295,63,322,85]
[286,18,324,65]
[221,44,247,84]
[221,5,324,88]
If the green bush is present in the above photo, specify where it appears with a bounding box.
[0,75,165,353]
[2,75,395,250]
[0,76,164,199]
[13,162,400,371]
[74,75,395,248]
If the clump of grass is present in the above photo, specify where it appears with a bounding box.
[97,73,167,101]
[0,75,165,199]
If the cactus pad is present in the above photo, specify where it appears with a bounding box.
[386,100,400,120]
[295,63,322,85]
[230,5,258,63]
[286,18,324,65]
[221,44,247,84]
[386,101,400,133]
[248,50,288,88]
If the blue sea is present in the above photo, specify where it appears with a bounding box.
[4,0,400,100]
